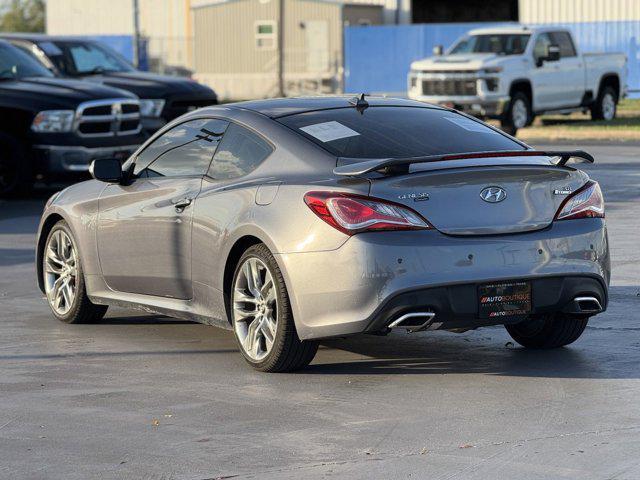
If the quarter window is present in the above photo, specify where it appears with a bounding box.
[208,123,273,180]
[136,118,229,177]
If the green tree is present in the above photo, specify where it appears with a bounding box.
[0,0,45,33]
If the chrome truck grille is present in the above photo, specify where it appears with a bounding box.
[75,99,141,138]
[421,78,477,96]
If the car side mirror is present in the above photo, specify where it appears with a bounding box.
[433,44,444,56]
[546,44,560,62]
[89,158,123,183]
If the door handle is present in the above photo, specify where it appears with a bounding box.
[174,197,193,212]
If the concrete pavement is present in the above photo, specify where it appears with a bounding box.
[0,143,639,479]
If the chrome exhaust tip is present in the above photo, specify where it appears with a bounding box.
[388,312,436,333]
[574,296,602,313]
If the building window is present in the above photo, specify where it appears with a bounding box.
[255,21,276,50]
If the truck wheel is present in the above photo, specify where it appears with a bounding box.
[505,313,589,349]
[0,132,32,198]
[591,85,617,121]
[501,92,531,136]
[231,243,318,372]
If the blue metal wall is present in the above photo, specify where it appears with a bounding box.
[345,21,640,97]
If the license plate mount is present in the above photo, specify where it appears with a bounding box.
[478,281,532,319]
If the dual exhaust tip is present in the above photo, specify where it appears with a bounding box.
[389,296,602,333]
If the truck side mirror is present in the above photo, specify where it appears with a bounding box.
[546,44,560,62]
[89,158,123,183]
[432,45,444,56]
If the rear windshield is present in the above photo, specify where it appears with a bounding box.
[277,106,524,159]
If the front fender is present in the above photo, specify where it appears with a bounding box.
[35,181,105,293]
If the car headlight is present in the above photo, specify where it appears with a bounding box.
[31,110,75,133]
[139,99,166,117]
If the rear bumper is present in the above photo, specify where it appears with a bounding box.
[277,219,610,340]
[32,143,140,174]
[364,275,607,334]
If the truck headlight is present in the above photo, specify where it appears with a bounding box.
[482,67,503,74]
[139,99,166,118]
[31,110,75,133]
[485,78,499,91]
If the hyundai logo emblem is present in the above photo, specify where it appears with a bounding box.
[480,186,507,203]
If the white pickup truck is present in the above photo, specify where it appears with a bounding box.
[408,25,627,134]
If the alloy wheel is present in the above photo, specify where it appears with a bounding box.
[44,229,78,315]
[512,98,528,129]
[232,257,278,361]
[602,92,616,121]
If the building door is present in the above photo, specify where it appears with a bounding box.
[306,20,329,73]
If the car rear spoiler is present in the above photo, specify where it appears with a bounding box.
[333,150,595,176]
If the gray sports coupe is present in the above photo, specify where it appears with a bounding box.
[36,96,610,372]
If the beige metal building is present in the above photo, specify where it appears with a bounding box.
[518,0,640,22]
[192,0,384,100]
[45,0,406,78]
[46,0,195,73]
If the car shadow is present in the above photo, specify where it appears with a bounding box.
[99,314,197,325]
[305,329,636,380]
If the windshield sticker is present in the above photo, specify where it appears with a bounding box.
[300,121,360,143]
[444,116,500,134]
[38,42,63,56]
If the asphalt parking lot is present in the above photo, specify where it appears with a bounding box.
[1,142,639,480]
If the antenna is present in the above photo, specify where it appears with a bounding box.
[348,93,369,114]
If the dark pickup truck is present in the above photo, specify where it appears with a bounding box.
[1,34,218,133]
[0,39,146,197]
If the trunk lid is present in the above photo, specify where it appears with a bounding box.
[369,165,588,235]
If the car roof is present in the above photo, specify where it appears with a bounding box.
[230,95,445,118]
[0,33,99,43]
[467,25,537,36]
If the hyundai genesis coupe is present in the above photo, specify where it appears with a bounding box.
[36,96,610,372]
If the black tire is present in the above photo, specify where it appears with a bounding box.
[500,91,532,136]
[0,132,33,198]
[43,220,108,324]
[231,243,318,372]
[525,113,536,127]
[505,313,589,349]
[591,85,617,121]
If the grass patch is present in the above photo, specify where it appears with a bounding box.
[514,99,640,142]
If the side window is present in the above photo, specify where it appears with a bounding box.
[550,31,577,58]
[135,118,228,178]
[208,123,273,180]
[533,33,552,63]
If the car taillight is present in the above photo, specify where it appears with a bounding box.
[304,191,432,235]
[555,180,605,220]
